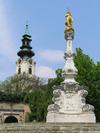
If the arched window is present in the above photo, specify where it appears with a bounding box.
[18,67,21,74]
[29,68,32,74]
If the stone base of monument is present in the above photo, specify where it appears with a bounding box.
[46,84,96,123]
[47,112,95,123]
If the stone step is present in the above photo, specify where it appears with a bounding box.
[0,123,100,133]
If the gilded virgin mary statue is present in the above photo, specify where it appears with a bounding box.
[65,11,74,32]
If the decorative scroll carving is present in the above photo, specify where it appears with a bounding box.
[63,83,79,91]
[53,89,61,97]
[64,52,75,59]
[52,89,63,110]
[82,104,94,112]
[65,91,76,98]
[48,89,63,113]
[64,32,74,40]
[80,90,88,98]
[48,104,60,112]
[53,85,63,90]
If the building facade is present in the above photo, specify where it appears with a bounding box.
[0,102,30,123]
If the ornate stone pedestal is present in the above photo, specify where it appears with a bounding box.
[47,85,95,123]
[46,32,96,123]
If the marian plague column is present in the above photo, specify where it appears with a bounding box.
[46,11,96,123]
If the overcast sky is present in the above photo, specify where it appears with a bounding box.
[0,0,100,81]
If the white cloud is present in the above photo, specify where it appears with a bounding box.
[36,65,56,79]
[0,1,18,81]
[0,1,17,61]
[39,49,64,62]
[35,49,64,79]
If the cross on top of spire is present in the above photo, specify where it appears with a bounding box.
[26,21,28,29]
[23,21,31,37]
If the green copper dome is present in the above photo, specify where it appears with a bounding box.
[17,24,35,59]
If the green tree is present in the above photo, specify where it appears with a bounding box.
[0,74,47,93]
[74,48,96,86]
[24,89,53,122]
[0,77,13,92]
[74,48,100,122]
[0,91,27,102]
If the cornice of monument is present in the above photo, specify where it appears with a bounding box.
[64,31,74,40]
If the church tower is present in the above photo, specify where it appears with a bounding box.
[16,24,36,76]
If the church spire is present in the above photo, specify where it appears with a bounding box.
[17,24,35,59]
[23,21,31,37]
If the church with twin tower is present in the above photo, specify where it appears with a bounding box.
[16,23,36,76]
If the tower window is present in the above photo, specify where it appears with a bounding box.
[18,59,21,64]
[29,59,32,64]
[29,68,32,74]
[27,42,29,45]
[18,68,21,74]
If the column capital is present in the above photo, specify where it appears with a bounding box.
[64,32,75,40]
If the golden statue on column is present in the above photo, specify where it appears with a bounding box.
[65,11,74,32]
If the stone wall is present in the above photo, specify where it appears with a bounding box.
[0,102,30,123]
[0,122,100,133]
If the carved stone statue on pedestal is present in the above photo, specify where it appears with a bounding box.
[46,11,96,123]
